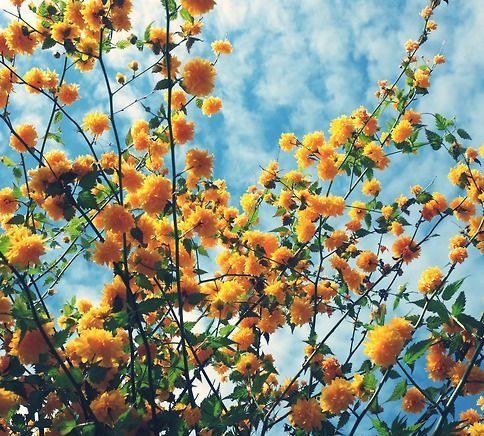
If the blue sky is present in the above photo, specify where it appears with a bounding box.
[0,0,483,433]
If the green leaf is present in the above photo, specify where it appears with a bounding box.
[426,315,443,330]
[144,21,154,41]
[0,156,16,167]
[135,274,154,291]
[79,171,98,189]
[270,226,289,233]
[116,40,130,49]
[442,278,465,300]
[88,366,110,384]
[425,129,442,150]
[179,8,194,22]
[387,379,407,402]
[434,114,448,130]
[125,128,133,146]
[403,339,432,365]
[451,291,466,316]
[393,284,407,310]
[13,167,22,179]
[42,36,56,50]
[53,328,70,348]
[337,411,350,429]
[456,313,483,336]
[46,132,63,143]
[416,191,433,204]
[201,395,223,421]
[154,79,171,90]
[444,133,456,144]
[208,336,234,348]
[363,371,377,390]
[219,324,236,337]
[371,418,390,436]
[136,297,163,313]
[6,214,24,225]
[456,128,471,140]
[355,228,371,237]
[426,299,450,322]
[364,212,372,229]
[77,190,98,210]
[0,235,10,254]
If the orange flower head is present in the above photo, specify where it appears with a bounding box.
[402,387,425,413]
[320,378,355,414]
[182,58,216,96]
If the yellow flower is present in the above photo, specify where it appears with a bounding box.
[182,58,216,97]
[102,204,134,234]
[172,114,195,144]
[363,142,389,169]
[414,68,431,88]
[403,109,422,125]
[90,390,127,426]
[279,132,297,151]
[202,96,222,116]
[5,21,38,55]
[356,251,378,273]
[391,235,421,264]
[348,200,367,222]
[362,179,381,196]
[290,297,312,326]
[0,388,19,416]
[450,362,484,396]
[309,195,346,217]
[324,230,348,251]
[10,322,54,365]
[364,318,412,367]
[388,317,413,341]
[183,406,202,427]
[23,68,47,94]
[10,124,37,152]
[185,148,213,188]
[434,54,446,64]
[66,328,124,367]
[417,266,443,294]
[391,120,413,143]
[469,422,484,436]
[181,0,216,16]
[83,112,110,137]
[402,387,425,413]
[57,83,79,105]
[320,378,355,414]
[426,343,453,381]
[167,88,187,110]
[0,188,17,215]
[290,398,324,432]
[51,21,80,44]
[232,327,254,351]
[138,175,172,215]
[0,295,12,323]
[322,357,342,384]
[5,226,45,268]
[148,27,170,47]
[449,247,467,264]
[236,353,260,375]
[329,116,354,146]
[92,233,122,266]
[212,39,233,55]
[460,409,480,426]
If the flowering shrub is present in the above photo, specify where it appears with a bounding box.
[0,0,482,434]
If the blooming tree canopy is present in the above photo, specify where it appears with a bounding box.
[0,0,482,434]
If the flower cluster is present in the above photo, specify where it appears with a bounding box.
[0,0,481,435]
